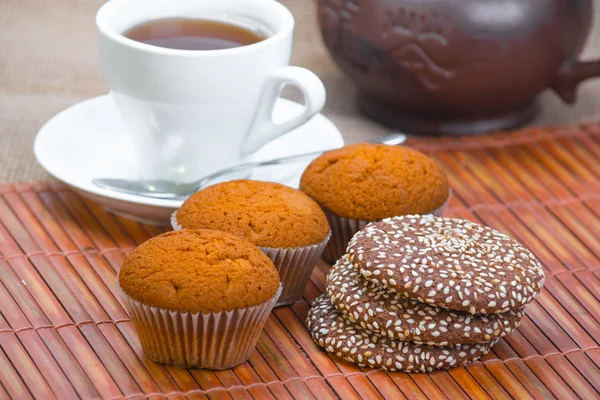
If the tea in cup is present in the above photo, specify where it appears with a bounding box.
[96,0,326,184]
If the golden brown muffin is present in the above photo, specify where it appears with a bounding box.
[175,180,330,249]
[118,229,280,313]
[300,144,449,220]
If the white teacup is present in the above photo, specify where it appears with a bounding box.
[96,0,325,184]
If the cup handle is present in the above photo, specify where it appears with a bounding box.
[240,66,326,155]
[553,59,600,104]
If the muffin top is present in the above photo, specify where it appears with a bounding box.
[175,180,330,248]
[300,144,449,220]
[118,229,280,313]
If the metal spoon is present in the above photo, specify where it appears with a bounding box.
[92,133,407,201]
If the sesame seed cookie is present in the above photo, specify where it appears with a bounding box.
[327,256,524,346]
[348,215,545,315]
[307,295,498,372]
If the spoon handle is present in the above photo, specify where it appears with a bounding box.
[91,133,408,200]
[194,133,408,190]
[195,150,327,189]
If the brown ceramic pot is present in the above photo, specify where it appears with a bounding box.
[317,0,600,135]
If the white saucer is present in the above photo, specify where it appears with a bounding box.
[35,95,344,224]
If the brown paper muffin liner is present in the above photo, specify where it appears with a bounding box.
[117,282,282,370]
[171,210,330,307]
[321,191,451,264]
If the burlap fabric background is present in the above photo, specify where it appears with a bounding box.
[2,0,600,183]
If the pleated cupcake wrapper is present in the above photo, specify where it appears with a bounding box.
[171,210,330,307]
[117,282,282,370]
[259,232,330,307]
[321,192,452,264]
[170,211,183,230]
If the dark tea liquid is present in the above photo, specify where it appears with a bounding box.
[124,18,265,50]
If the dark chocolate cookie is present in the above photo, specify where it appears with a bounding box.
[307,295,498,372]
[348,215,545,314]
[327,256,524,345]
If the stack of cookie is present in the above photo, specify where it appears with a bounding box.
[307,214,545,372]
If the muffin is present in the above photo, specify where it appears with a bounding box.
[172,180,331,306]
[300,143,450,262]
[117,229,281,369]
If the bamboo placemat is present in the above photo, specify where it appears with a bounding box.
[1,125,600,399]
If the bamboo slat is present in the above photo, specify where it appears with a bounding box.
[1,125,599,399]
